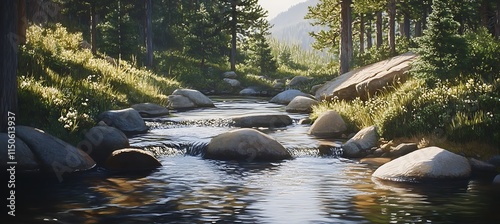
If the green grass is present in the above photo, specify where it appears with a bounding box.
[18,24,181,144]
[311,77,500,158]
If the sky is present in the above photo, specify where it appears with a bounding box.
[258,0,309,20]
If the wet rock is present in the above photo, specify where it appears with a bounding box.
[16,126,95,174]
[79,126,130,165]
[104,148,162,172]
[270,89,314,105]
[468,158,496,173]
[298,118,312,125]
[0,134,39,171]
[342,126,379,158]
[232,114,292,128]
[373,147,471,182]
[388,143,418,158]
[171,89,214,107]
[360,158,391,167]
[318,141,341,156]
[131,103,169,118]
[98,108,148,135]
[308,111,347,138]
[239,87,259,96]
[285,96,318,113]
[205,128,291,162]
[223,71,237,79]
[223,78,241,87]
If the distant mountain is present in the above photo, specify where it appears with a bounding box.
[269,0,321,50]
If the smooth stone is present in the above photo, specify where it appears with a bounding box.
[360,158,392,166]
[342,126,379,158]
[78,126,130,165]
[239,88,259,96]
[285,96,318,113]
[223,71,237,78]
[223,78,241,87]
[172,89,214,107]
[318,141,341,156]
[104,148,162,172]
[232,114,292,128]
[16,126,95,174]
[205,128,291,162]
[310,84,323,95]
[97,108,148,135]
[131,103,169,118]
[373,147,471,182]
[488,155,500,167]
[388,143,418,158]
[493,175,500,184]
[0,134,39,171]
[270,89,314,105]
[468,158,496,173]
[308,110,347,138]
[288,76,311,86]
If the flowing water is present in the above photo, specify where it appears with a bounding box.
[10,97,500,223]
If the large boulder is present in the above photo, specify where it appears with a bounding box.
[372,147,471,182]
[285,96,318,113]
[168,95,196,109]
[131,103,169,118]
[171,89,214,107]
[104,148,162,172]
[0,134,39,171]
[308,111,347,138]
[205,128,291,161]
[315,52,417,100]
[342,126,379,158]
[270,89,314,105]
[98,108,148,136]
[232,114,292,128]
[78,126,130,165]
[15,126,95,175]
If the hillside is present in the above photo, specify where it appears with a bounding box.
[270,0,320,50]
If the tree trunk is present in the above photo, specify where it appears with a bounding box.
[145,0,153,68]
[480,0,489,28]
[230,0,237,71]
[17,0,25,44]
[366,16,372,49]
[415,20,422,37]
[376,11,382,48]
[1,0,19,132]
[359,13,365,54]
[404,13,410,39]
[339,0,352,74]
[388,0,396,55]
[496,0,500,38]
[90,1,97,54]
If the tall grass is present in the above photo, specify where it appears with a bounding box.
[18,24,181,143]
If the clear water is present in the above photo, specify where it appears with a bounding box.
[9,96,500,223]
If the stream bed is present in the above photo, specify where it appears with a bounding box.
[10,96,500,223]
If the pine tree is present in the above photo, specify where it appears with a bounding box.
[413,0,468,84]
[246,18,277,74]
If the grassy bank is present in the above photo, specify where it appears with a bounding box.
[18,24,181,143]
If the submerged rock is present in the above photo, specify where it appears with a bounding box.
[98,108,148,135]
[104,148,162,172]
[308,111,347,138]
[79,126,130,165]
[205,128,291,162]
[342,126,379,158]
[131,103,169,118]
[270,89,314,105]
[232,114,292,128]
[372,147,471,182]
[16,126,95,175]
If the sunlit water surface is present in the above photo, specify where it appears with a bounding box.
[10,96,500,223]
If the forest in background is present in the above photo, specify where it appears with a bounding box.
[1,0,500,154]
